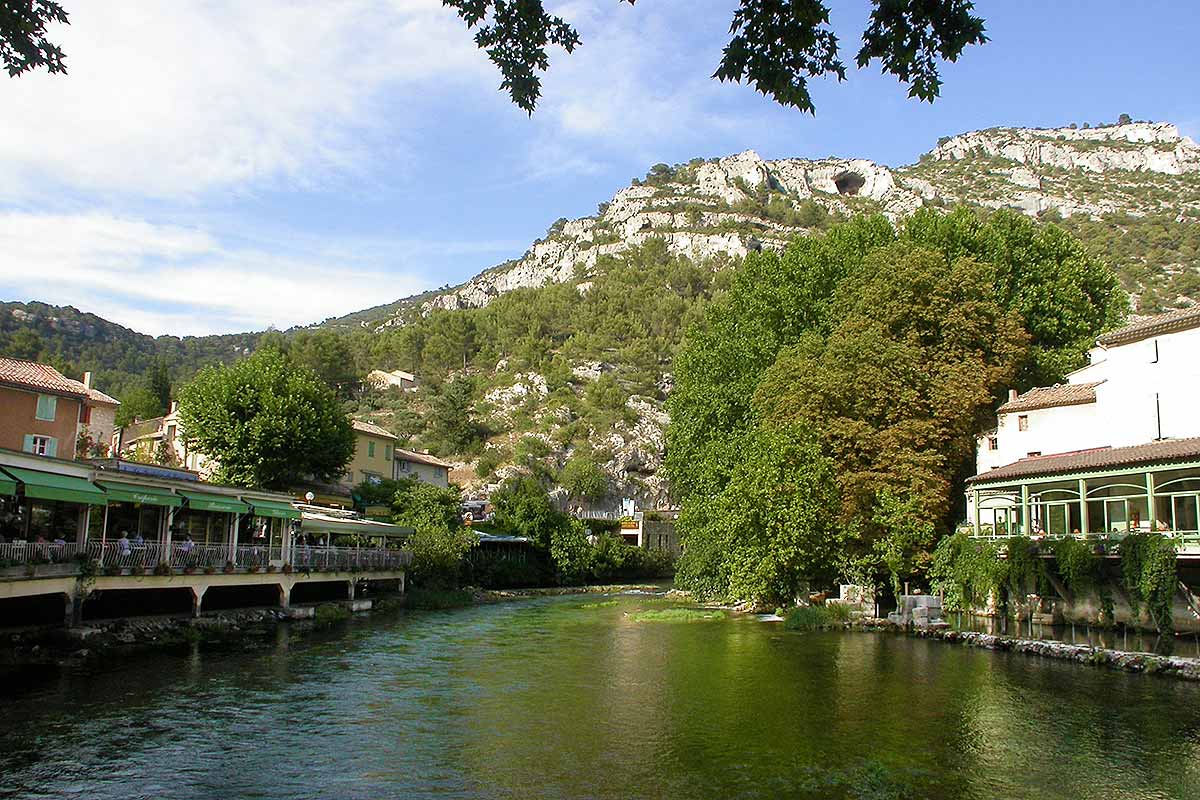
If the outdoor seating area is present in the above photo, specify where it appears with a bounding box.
[0,449,412,578]
[966,441,1200,555]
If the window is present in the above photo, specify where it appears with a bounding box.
[35,394,57,421]
[368,440,376,458]
[80,405,92,424]
[23,435,56,457]
[397,460,410,473]
[1018,415,1029,431]
[987,436,999,451]
[385,444,393,461]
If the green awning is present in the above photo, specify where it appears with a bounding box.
[245,498,300,520]
[0,469,16,497]
[179,490,249,515]
[97,480,183,508]
[5,466,107,505]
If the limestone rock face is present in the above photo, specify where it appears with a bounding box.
[928,122,1200,175]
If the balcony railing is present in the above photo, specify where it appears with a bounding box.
[1,540,412,575]
[967,528,1200,552]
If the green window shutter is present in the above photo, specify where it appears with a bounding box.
[385,444,392,461]
[35,394,57,421]
[368,441,375,458]
[22,434,35,453]
[46,438,58,458]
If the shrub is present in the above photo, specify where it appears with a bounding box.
[313,603,351,627]
[783,605,848,631]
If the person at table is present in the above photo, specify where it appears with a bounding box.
[117,530,132,556]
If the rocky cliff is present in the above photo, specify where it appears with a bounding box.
[336,121,1199,329]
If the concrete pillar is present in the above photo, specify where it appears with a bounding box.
[972,488,981,537]
[190,586,207,618]
[278,583,290,609]
[76,506,90,546]
[1021,484,1030,535]
[63,591,76,627]
[1146,472,1157,530]
[347,580,356,601]
[162,507,175,564]
[399,572,405,595]
[227,514,240,566]
[1079,478,1089,535]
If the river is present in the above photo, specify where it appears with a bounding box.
[2,593,1199,799]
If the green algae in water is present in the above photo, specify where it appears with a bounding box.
[628,608,726,622]
[579,600,619,609]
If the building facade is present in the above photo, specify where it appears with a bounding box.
[968,306,1200,548]
[113,402,209,474]
[345,420,451,489]
[0,358,120,461]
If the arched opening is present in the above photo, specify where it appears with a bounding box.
[290,581,350,605]
[0,593,68,628]
[201,584,282,613]
[833,171,866,196]
[82,588,193,621]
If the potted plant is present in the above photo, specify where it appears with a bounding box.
[103,564,121,576]
[130,564,146,576]
[154,561,173,576]
[282,563,293,575]
[183,565,197,575]
[223,561,236,574]
[247,563,260,574]
[265,564,277,573]
[203,565,216,575]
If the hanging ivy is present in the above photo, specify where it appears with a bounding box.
[1003,535,1047,598]
[929,531,1007,612]
[1120,533,1178,635]
[1049,537,1098,593]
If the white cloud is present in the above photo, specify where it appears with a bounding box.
[0,211,521,336]
[0,0,493,200]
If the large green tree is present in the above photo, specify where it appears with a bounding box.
[666,208,1125,601]
[176,348,355,490]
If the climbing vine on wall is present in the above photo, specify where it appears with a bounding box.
[1119,533,1178,634]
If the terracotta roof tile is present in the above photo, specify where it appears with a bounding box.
[394,447,452,469]
[1097,305,1200,347]
[969,437,1200,484]
[351,419,399,440]
[997,381,1103,414]
[0,357,87,398]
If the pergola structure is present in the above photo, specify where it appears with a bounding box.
[967,437,1200,555]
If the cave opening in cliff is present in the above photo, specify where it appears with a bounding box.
[833,171,866,195]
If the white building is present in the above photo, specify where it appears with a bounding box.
[367,369,418,391]
[968,306,1200,543]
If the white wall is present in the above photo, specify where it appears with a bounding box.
[975,324,1200,477]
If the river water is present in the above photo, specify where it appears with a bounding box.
[2,593,1199,800]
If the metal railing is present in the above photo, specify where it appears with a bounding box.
[0,541,83,566]
[967,528,1200,551]
[1,540,412,575]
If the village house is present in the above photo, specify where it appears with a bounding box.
[0,357,120,460]
[366,369,418,391]
[112,401,209,475]
[347,420,451,489]
[967,306,1200,543]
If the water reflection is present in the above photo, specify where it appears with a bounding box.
[951,612,1200,658]
[1,596,1199,799]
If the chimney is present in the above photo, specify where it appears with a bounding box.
[169,400,179,415]
[1008,389,1017,402]
[83,371,93,389]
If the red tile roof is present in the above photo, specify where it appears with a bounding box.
[969,437,1200,484]
[997,381,1103,414]
[1097,305,1200,347]
[0,357,87,399]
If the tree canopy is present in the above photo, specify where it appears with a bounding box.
[665,208,1125,604]
[5,3,986,114]
[0,0,67,78]
[443,0,986,114]
[176,347,355,490]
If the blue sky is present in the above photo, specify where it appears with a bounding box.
[0,0,1197,336]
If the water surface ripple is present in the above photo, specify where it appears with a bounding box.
[2,595,1198,799]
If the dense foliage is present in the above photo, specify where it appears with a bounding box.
[667,208,1125,604]
[176,348,355,490]
[359,477,477,588]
